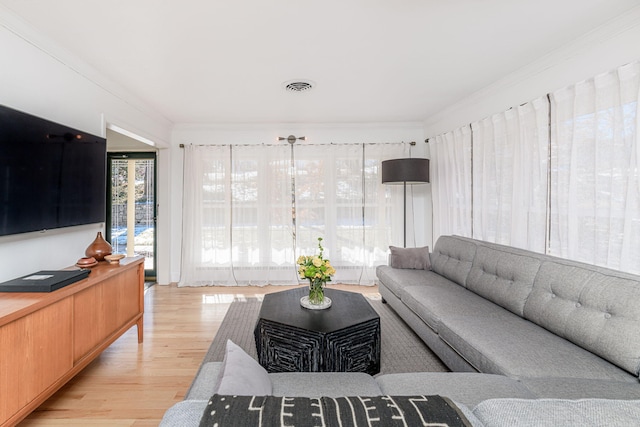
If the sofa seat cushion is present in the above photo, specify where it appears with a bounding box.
[402,284,508,332]
[438,314,636,382]
[520,377,640,400]
[376,266,451,300]
[269,372,382,397]
[472,398,640,427]
[466,245,541,316]
[376,372,535,407]
[524,260,640,376]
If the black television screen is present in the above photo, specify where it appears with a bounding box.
[0,104,107,236]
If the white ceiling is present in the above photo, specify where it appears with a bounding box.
[1,0,638,124]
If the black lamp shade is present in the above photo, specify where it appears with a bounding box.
[381,158,430,184]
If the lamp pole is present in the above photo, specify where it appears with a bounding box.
[403,181,407,248]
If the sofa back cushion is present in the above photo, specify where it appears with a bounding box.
[430,236,477,287]
[466,246,541,316]
[524,260,640,376]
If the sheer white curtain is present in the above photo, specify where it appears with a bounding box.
[180,144,296,286]
[295,144,364,283]
[229,144,295,285]
[180,142,407,286]
[365,143,409,280]
[180,145,233,286]
[431,126,472,241]
[549,62,640,273]
[293,143,407,284]
[471,97,549,252]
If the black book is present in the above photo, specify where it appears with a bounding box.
[0,269,90,293]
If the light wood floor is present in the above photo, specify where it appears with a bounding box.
[19,283,379,426]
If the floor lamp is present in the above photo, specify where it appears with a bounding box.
[381,158,430,247]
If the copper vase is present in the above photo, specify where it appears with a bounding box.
[85,232,112,261]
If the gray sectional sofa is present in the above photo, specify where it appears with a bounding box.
[377,235,640,389]
[160,235,640,426]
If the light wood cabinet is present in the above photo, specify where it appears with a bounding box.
[0,256,144,427]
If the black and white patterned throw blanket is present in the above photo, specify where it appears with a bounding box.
[199,394,472,427]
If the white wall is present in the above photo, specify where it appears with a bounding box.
[169,123,427,283]
[424,7,640,137]
[0,9,172,283]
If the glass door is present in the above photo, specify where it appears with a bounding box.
[107,152,157,279]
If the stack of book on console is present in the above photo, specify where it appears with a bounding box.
[0,269,90,292]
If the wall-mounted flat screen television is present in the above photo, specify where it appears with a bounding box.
[0,104,107,237]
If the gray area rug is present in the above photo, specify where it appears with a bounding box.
[202,296,448,375]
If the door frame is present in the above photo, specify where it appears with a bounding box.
[106,151,158,279]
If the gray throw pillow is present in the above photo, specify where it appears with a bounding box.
[389,246,431,270]
[214,339,272,396]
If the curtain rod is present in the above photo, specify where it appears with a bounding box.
[425,92,554,143]
[178,141,415,148]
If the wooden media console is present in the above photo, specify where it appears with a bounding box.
[0,256,144,426]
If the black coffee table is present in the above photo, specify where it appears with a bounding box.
[254,287,380,374]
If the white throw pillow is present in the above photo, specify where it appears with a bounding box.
[214,339,272,396]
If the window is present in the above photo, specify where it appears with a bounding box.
[180,142,408,286]
[432,61,640,274]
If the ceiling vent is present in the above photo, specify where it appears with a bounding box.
[283,80,315,93]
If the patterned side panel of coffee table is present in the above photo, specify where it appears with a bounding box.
[324,318,380,374]
[255,320,323,372]
[255,316,380,374]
